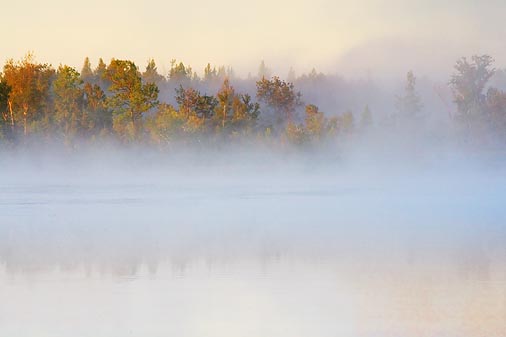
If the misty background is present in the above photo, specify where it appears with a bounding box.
[2,0,506,78]
[2,1,506,337]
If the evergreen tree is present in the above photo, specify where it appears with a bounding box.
[53,65,84,141]
[105,59,159,140]
[258,60,271,79]
[396,71,422,119]
[360,105,372,129]
[203,63,217,82]
[81,57,94,82]
[142,59,165,85]
[287,67,296,83]
[83,82,111,136]
[169,60,190,82]
[94,58,109,90]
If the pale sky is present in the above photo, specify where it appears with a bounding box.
[1,0,505,78]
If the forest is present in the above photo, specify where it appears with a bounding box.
[1,53,506,151]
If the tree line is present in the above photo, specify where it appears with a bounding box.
[1,53,506,149]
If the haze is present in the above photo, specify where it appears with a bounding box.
[2,1,506,336]
[2,0,506,78]
[1,150,506,337]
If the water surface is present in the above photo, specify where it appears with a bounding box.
[1,166,505,337]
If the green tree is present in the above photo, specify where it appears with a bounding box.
[0,78,11,138]
[105,59,159,140]
[53,65,84,141]
[83,82,111,136]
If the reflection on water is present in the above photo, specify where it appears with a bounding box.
[1,259,505,337]
[1,170,506,337]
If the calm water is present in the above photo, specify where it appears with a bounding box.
[1,167,505,337]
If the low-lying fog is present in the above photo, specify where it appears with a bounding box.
[1,148,505,337]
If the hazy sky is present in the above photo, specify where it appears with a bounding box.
[1,0,505,78]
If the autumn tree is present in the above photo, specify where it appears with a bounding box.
[302,104,339,143]
[105,59,159,140]
[2,53,54,136]
[304,104,325,140]
[53,65,84,141]
[214,79,259,134]
[285,105,333,146]
[230,93,259,134]
[256,76,302,125]
[214,79,235,130]
[284,122,307,145]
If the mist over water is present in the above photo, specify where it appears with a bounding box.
[3,0,506,334]
[0,147,505,337]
